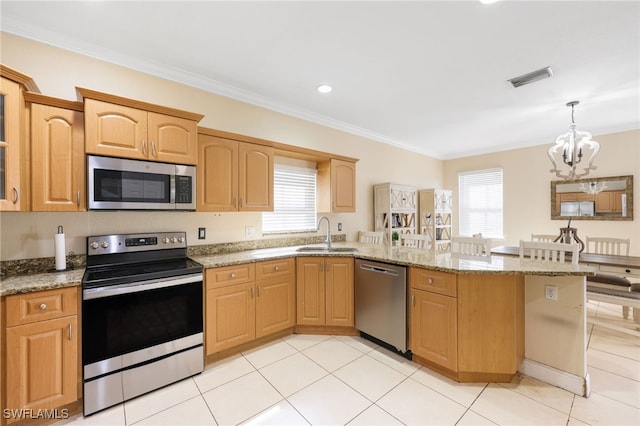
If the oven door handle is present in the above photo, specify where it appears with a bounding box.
[83,273,203,300]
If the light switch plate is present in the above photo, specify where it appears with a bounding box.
[245,226,256,238]
[198,228,206,239]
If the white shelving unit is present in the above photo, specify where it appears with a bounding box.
[419,189,453,252]
[374,183,417,244]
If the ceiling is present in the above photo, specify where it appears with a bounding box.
[2,1,639,160]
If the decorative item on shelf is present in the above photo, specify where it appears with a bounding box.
[580,181,607,195]
[392,231,399,246]
[548,101,600,180]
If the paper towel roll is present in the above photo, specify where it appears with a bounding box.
[55,233,66,271]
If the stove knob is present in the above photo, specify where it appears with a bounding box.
[90,242,99,250]
[163,237,169,244]
[170,237,177,243]
[177,237,185,243]
[101,241,110,249]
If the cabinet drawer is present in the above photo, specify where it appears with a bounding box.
[206,264,255,289]
[409,267,456,297]
[6,287,78,327]
[599,264,640,279]
[256,258,295,280]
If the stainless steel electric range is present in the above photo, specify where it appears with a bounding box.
[81,232,203,416]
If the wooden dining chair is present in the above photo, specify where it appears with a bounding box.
[358,231,383,244]
[585,237,630,256]
[519,240,579,264]
[400,234,429,249]
[531,234,558,243]
[451,236,492,257]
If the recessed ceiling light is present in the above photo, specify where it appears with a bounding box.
[479,0,501,4]
[316,84,332,94]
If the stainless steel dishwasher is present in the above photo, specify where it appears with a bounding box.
[355,258,408,354]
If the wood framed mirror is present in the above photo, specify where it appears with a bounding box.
[550,175,633,220]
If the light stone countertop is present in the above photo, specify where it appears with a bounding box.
[1,242,595,297]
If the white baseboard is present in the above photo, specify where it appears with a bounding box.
[520,359,590,397]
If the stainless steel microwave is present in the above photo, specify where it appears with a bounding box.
[88,155,196,210]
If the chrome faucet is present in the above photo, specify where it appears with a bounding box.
[317,216,331,249]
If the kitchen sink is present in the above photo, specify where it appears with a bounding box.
[296,246,359,253]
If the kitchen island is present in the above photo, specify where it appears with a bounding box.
[1,242,596,397]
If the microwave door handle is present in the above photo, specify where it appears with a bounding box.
[170,174,176,205]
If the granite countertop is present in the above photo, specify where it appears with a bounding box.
[1,242,595,297]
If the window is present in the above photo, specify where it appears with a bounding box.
[262,157,317,234]
[458,168,503,238]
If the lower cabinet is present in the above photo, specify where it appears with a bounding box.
[296,257,354,327]
[4,287,78,423]
[205,258,295,355]
[409,268,458,372]
[409,267,524,382]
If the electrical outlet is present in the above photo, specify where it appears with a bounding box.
[338,223,342,231]
[245,226,255,238]
[198,227,206,240]
[545,285,558,301]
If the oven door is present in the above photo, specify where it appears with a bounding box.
[82,273,203,379]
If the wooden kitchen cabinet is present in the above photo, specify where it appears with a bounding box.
[317,159,356,213]
[409,268,457,372]
[205,259,294,354]
[296,257,354,327]
[26,93,85,211]
[4,287,78,422]
[595,190,624,213]
[0,66,38,212]
[197,132,274,212]
[80,88,203,165]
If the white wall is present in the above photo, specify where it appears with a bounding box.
[443,129,640,255]
[0,33,443,261]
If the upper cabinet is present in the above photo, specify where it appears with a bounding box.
[0,65,39,211]
[79,88,203,165]
[318,159,356,213]
[198,131,274,212]
[25,93,85,212]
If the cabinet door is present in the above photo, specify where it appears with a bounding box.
[256,274,295,338]
[296,257,325,325]
[0,76,24,211]
[6,316,78,415]
[595,192,612,213]
[410,289,457,371]
[206,283,255,354]
[30,104,85,211]
[84,99,147,160]
[331,159,356,212]
[325,257,354,326]
[238,142,274,211]
[197,135,238,212]
[147,112,198,165]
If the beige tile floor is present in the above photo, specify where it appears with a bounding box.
[60,301,639,425]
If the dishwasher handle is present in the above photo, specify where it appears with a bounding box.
[359,263,400,277]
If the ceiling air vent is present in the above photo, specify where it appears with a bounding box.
[508,66,553,88]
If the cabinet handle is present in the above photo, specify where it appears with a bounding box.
[239,197,244,208]
[234,198,238,209]
[427,278,433,284]
[142,140,147,156]
[151,141,157,157]
[231,273,236,279]
[412,294,415,307]
[12,187,19,204]
[39,303,47,310]
[274,266,279,271]
[257,286,261,297]
[68,323,72,341]
[77,191,81,207]
[251,287,254,298]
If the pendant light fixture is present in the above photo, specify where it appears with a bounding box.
[548,101,600,180]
